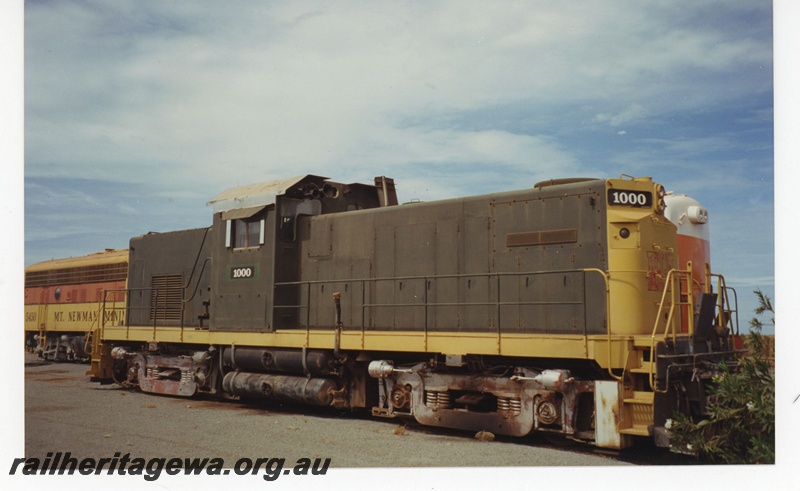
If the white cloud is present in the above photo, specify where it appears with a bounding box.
[23,0,774,309]
[25,1,772,188]
[595,104,647,127]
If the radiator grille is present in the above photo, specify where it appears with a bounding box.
[150,274,183,321]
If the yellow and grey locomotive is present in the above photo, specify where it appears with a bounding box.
[86,174,738,449]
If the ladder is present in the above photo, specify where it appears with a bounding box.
[618,266,739,438]
[620,339,657,437]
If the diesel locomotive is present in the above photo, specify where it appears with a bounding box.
[24,249,128,362]
[28,174,740,449]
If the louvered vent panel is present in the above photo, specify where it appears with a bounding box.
[26,263,129,287]
[150,274,183,321]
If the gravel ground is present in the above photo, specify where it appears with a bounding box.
[23,353,626,469]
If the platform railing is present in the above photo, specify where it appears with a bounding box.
[645,266,739,392]
[647,266,695,393]
[275,268,611,354]
[710,273,739,337]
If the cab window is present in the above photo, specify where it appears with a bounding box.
[232,218,261,248]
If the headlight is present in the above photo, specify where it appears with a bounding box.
[687,205,708,224]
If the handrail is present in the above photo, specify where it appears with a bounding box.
[85,301,101,356]
[37,296,48,354]
[645,268,740,392]
[98,285,184,340]
[275,268,611,360]
[96,245,211,342]
[84,290,121,355]
[648,266,694,393]
[582,268,620,381]
[709,273,739,336]
[89,289,127,362]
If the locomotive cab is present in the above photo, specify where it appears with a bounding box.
[205,175,397,331]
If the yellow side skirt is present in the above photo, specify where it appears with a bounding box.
[100,326,655,370]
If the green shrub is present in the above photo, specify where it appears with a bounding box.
[667,291,775,464]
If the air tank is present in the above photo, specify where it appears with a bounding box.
[222,371,337,406]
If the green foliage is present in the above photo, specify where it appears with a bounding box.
[668,290,775,464]
[749,287,774,332]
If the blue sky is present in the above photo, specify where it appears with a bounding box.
[20,1,775,332]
